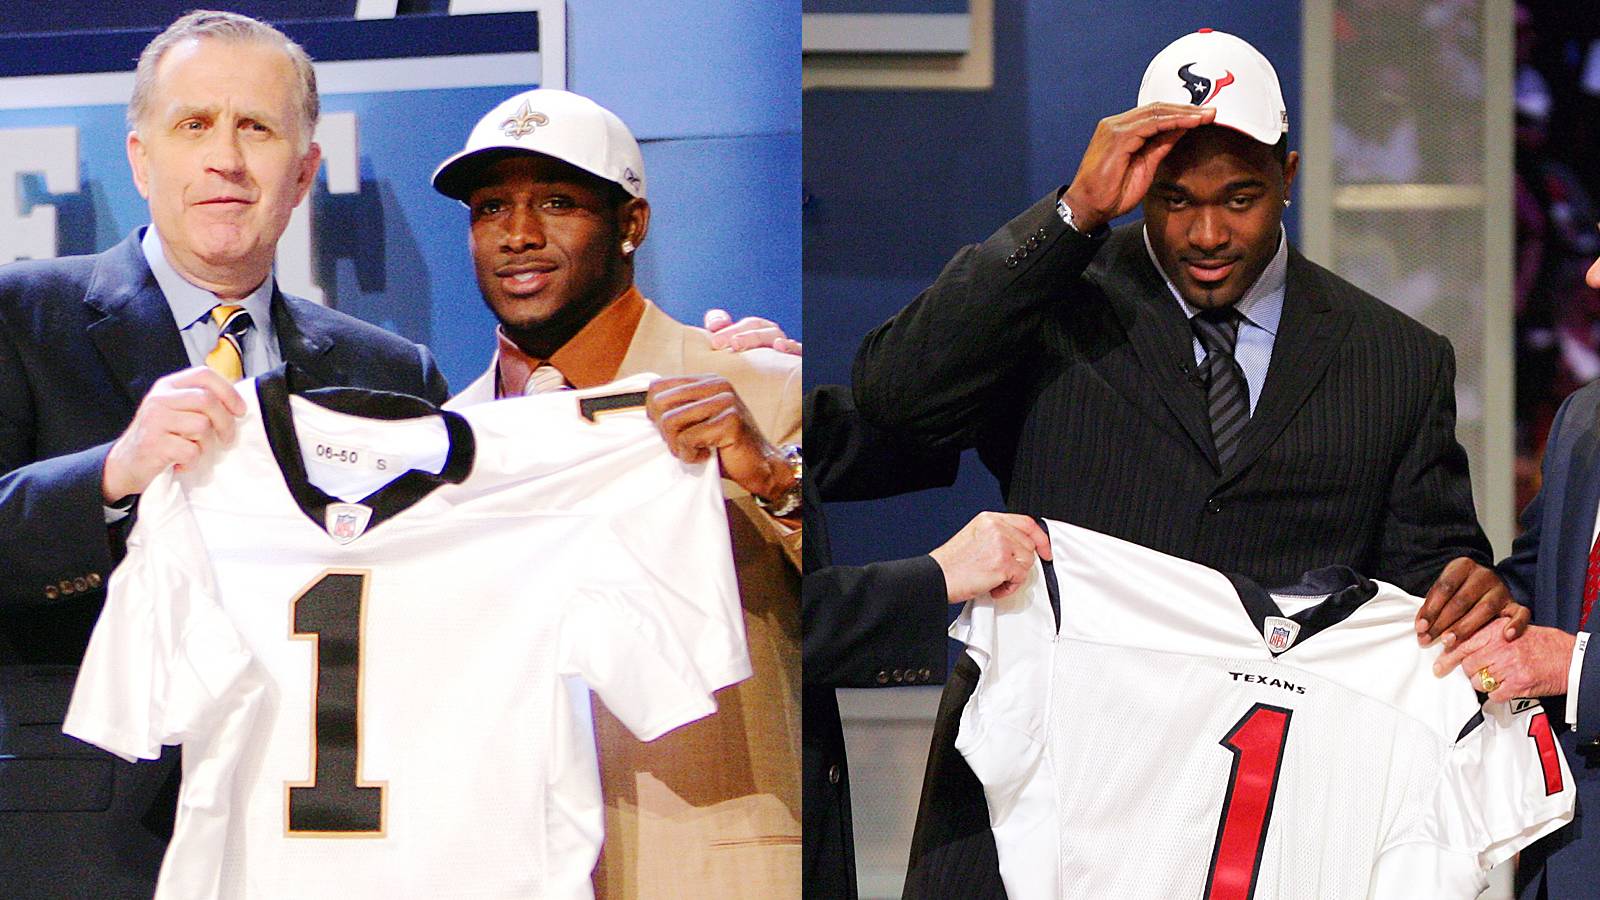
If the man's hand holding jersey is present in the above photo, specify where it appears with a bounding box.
[930,512,1052,602]
[102,367,245,504]
[1415,557,1531,655]
[1433,623,1575,704]
[646,375,797,508]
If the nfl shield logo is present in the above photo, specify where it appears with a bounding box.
[1263,615,1300,654]
[325,502,373,546]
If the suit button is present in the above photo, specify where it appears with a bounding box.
[72,577,88,593]
[919,668,933,682]
[1005,257,1019,269]
[87,573,102,588]
[59,580,75,596]
[892,668,905,683]
[1036,227,1048,239]
[43,585,58,600]
[1206,499,1222,514]
[828,764,841,785]
[875,670,889,685]
[1015,247,1028,259]
[1026,237,1040,250]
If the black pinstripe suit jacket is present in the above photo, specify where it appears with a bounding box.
[852,194,1493,897]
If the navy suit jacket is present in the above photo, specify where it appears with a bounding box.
[1500,380,1600,900]
[0,230,448,898]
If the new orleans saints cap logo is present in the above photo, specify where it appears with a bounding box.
[1178,62,1234,106]
[500,100,550,139]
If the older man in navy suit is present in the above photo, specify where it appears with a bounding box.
[1435,252,1600,899]
[0,12,446,897]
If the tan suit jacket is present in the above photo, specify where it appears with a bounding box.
[452,298,802,898]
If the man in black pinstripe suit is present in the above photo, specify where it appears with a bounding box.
[851,29,1521,896]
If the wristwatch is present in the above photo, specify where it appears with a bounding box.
[754,443,802,517]
[1056,195,1081,233]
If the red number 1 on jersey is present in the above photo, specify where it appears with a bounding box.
[1205,703,1293,900]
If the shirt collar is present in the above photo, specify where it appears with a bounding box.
[141,225,275,329]
[1141,225,1287,336]
[494,285,646,397]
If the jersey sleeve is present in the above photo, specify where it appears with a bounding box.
[949,561,1061,900]
[605,458,750,692]
[62,470,263,762]
[1371,699,1575,896]
[560,577,720,742]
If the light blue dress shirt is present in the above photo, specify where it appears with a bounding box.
[140,226,283,376]
[1143,226,1289,414]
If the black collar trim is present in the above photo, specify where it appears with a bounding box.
[1227,565,1378,652]
[255,365,475,540]
[1035,517,1062,632]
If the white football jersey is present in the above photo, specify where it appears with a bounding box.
[64,368,747,900]
[954,519,1573,900]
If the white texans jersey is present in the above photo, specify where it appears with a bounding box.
[64,368,746,900]
[954,519,1573,900]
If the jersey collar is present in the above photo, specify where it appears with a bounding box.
[255,365,476,541]
[1227,566,1379,653]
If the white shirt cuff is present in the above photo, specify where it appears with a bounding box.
[1566,631,1588,726]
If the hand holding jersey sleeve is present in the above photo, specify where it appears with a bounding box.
[949,519,1576,900]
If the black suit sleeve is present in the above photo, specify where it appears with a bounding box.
[1377,336,1493,594]
[803,385,961,688]
[852,192,1106,447]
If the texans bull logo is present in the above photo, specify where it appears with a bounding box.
[1178,62,1234,106]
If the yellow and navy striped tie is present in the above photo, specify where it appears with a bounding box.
[204,304,252,382]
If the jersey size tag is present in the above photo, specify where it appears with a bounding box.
[325,503,374,545]
[1263,616,1300,654]
[307,439,400,473]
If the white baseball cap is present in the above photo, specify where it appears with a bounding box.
[432,88,646,202]
[1136,29,1288,146]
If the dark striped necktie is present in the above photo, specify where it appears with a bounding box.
[205,304,253,382]
[1192,308,1249,466]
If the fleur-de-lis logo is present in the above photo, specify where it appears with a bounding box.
[500,101,549,139]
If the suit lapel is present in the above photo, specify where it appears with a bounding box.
[273,292,335,381]
[1559,424,1600,632]
[1092,233,1218,467]
[83,231,190,405]
[1223,250,1351,479]
[616,299,686,379]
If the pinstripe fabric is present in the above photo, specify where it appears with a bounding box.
[852,194,1492,900]
[1192,309,1248,465]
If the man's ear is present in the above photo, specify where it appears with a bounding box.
[619,198,650,253]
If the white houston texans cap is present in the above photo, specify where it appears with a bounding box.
[432,88,646,202]
[1136,29,1288,146]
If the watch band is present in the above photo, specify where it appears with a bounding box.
[754,443,802,517]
